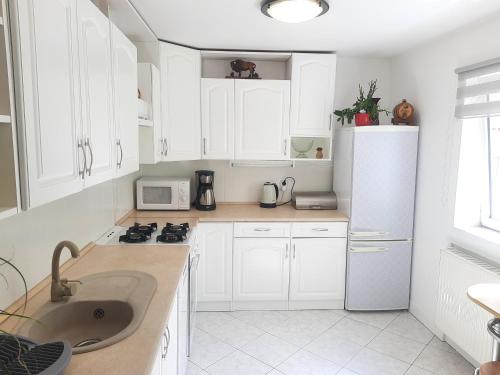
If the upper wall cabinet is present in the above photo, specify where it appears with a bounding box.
[235,80,290,160]
[77,0,116,187]
[11,0,84,209]
[160,42,201,161]
[289,53,336,137]
[201,79,234,160]
[111,23,139,177]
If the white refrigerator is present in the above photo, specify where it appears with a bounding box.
[333,126,419,310]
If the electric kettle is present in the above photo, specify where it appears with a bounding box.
[260,182,279,208]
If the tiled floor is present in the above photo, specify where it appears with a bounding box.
[188,310,475,375]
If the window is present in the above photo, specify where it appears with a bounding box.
[483,116,500,230]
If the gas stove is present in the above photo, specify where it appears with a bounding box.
[97,222,192,246]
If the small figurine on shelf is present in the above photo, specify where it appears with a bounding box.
[226,59,261,79]
[392,99,415,125]
[316,147,324,159]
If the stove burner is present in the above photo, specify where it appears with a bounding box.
[119,232,148,243]
[119,222,158,243]
[156,222,190,243]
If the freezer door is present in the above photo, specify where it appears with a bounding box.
[349,128,418,241]
[346,240,412,310]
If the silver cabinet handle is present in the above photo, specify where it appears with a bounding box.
[329,113,333,131]
[203,137,207,155]
[117,139,123,168]
[349,246,388,253]
[84,138,93,176]
[254,228,271,232]
[160,138,165,156]
[77,139,86,179]
[285,243,289,259]
[283,139,287,156]
[162,328,170,359]
[293,243,296,259]
[312,228,329,232]
[349,231,389,238]
[164,138,168,157]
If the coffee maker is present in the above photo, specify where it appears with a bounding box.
[194,170,216,211]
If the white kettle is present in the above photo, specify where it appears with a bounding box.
[260,182,279,208]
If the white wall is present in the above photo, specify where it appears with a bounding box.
[0,173,138,310]
[390,17,500,335]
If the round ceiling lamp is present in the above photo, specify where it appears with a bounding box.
[261,0,330,23]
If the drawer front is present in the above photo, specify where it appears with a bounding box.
[234,222,291,238]
[291,222,348,238]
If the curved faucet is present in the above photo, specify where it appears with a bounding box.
[51,241,80,302]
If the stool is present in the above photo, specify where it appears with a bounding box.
[477,362,500,375]
[489,318,500,361]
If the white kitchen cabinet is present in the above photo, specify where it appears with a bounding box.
[201,79,234,159]
[233,238,290,310]
[289,238,347,309]
[163,293,178,375]
[289,53,336,136]
[111,23,139,177]
[77,0,116,187]
[178,262,189,375]
[234,80,290,160]
[197,223,233,311]
[160,42,201,161]
[12,0,84,208]
[138,63,163,164]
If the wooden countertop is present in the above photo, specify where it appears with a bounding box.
[1,243,190,375]
[123,203,349,223]
[468,284,500,318]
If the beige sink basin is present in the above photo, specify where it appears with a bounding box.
[18,270,157,354]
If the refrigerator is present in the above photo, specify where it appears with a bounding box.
[333,126,419,310]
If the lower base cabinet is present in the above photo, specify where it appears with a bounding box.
[233,238,290,310]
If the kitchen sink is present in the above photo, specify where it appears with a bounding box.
[17,270,157,354]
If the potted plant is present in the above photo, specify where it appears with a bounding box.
[334,80,389,126]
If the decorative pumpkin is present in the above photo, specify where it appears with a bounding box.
[392,99,415,125]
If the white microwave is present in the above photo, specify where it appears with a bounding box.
[136,177,191,210]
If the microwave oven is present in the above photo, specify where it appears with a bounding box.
[136,177,191,210]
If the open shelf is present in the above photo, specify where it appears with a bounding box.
[290,136,332,161]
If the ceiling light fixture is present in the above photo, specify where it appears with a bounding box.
[261,0,329,23]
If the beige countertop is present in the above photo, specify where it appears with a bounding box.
[1,243,190,375]
[123,203,349,223]
[468,283,500,319]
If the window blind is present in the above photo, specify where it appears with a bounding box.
[455,58,500,119]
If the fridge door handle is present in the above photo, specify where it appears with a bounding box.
[349,246,388,253]
[349,231,389,237]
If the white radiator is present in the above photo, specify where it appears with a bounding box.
[436,246,499,364]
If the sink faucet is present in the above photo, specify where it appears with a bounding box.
[51,241,80,302]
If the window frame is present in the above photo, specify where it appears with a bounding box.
[481,116,500,232]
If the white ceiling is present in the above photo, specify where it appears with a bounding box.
[130,0,500,56]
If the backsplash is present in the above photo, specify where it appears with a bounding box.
[141,161,333,203]
[0,173,138,310]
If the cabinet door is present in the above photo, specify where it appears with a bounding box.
[163,294,178,375]
[235,80,290,160]
[289,238,346,302]
[111,24,138,177]
[290,53,336,136]
[160,42,201,161]
[138,64,163,164]
[233,238,290,303]
[201,79,234,160]
[77,0,115,187]
[14,0,83,208]
[178,264,189,375]
[197,223,233,306]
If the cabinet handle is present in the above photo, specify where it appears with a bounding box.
[160,138,164,156]
[77,139,86,179]
[349,246,388,253]
[117,139,123,168]
[162,328,170,359]
[164,138,168,157]
[285,243,289,259]
[312,228,329,232]
[349,231,389,238]
[283,139,287,156]
[203,137,207,155]
[84,138,93,176]
[329,113,333,131]
[254,228,271,232]
[293,244,296,259]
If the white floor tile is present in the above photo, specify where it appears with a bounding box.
[346,311,401,329]
[426,337,456,354]
[196,312,235,332]
[205,351,272,375]
[336,370,360,375]
[187,361,205,375]
[281,310,344,326]
[240,332,300,367]
[413,345,475,375]
[277,350,341,375]
[327,318,381,346]
[405,366,434,375]
[367,331,426,364]
[385,313,433,345]
[229,310,290,330]
[305,330,363,366]
[265,316,332,347]
[267,370,285,375]
[189,332,236,369]
[202,318,265,348]
[346,348,410,375]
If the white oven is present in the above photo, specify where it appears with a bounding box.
[136,177,191,210]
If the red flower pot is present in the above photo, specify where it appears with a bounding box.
[355,113,373,126]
